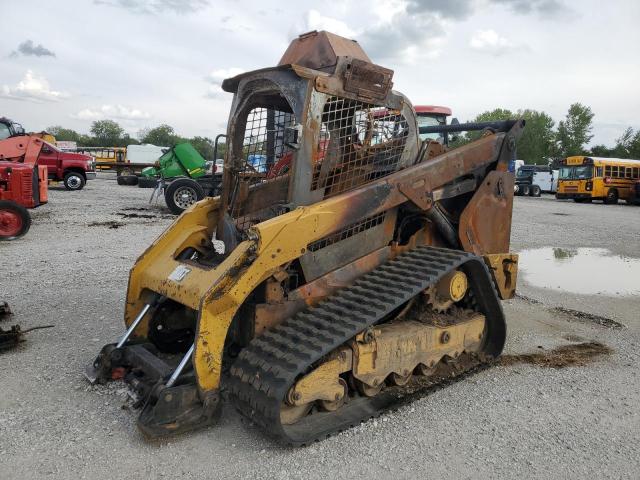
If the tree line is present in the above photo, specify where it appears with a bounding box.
[47,120,226,160]
[48,105,640,165]
[450,103,640,164]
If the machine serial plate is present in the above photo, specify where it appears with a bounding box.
[168,265,191,282]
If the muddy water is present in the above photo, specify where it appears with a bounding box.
[518,247,640,296]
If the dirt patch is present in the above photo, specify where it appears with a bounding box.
[514,293,543,305]
[563,333,585,342]
[499,342,612,368]
[514,294,625,329]
[87,221,125,229]
[552,306,625,329]
[117,213,157,219]
[121,207,152,212]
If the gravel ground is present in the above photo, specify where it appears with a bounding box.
[1,175,639,479]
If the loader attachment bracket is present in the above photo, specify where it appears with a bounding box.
[137,385,221,438]
[483,253,519,300]
[398,178,433,210]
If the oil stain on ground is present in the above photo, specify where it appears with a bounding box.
[499,342,612,368]
[88,221,125,229]
[518,247,640,296]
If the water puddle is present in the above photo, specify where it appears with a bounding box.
[518,247,640,296]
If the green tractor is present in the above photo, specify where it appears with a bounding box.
[142,136,225,215]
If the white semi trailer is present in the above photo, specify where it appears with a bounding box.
[515,165,558,196]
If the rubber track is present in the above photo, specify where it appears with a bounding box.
[228,245,506,445]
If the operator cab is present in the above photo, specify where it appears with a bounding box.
[415,106,452,145]
[0,118,25,140]
[220,31,419,236]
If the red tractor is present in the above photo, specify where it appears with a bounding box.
[0,135,48,240]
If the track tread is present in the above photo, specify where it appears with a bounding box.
[227,245,506,445]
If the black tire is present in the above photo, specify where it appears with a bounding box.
[530,185,541,197]
[164,178,205,215]
[138,176,159,188]
[604,189,618,205]
[63,171,86,191]
[0,200,31,240]
[521,185,531,196]
[117,175,138,186]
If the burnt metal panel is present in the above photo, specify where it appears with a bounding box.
[343,58,393,102]
[458,170,515,255]
[278,30,371,72]
[299,209,397,282]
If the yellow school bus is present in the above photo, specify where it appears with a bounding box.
[556,156,640,204]
[75,147,127,170]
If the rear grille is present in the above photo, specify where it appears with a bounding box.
[21,171,33,199]
[308,212,386,252]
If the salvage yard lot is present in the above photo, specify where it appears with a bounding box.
[1,173,639,479]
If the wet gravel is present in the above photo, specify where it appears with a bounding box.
[1,178,639,479]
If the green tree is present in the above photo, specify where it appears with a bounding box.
[609,127,640,159]
[556,103,594,157]
[628,131,640,159]
[516,109,557,164]
[467,108,514,142]
[139,124,180,146]
[77,134,94,147]
[122,133,140,146]
[189,136,214,160]
[90,120,125,146]
[449,108,557,164]
[47,125,80,142]
[448,108,513,148]
[589,144,613,157]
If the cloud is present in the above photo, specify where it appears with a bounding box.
[0,71,68,102]
[300,10,356,38]
[207,68,245,82]
[359,12,446,61]
[405,0,476,20]
[94,0,209,14]
[490,0,568,17]
[10,40,56,58]
[470,29,511,50]
[72,105,151,121]
[292,0,567,64]
[205,67,244,99]
[469,29,527,55]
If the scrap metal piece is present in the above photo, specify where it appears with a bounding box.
[0,301,12,320]
[0,323,54,352]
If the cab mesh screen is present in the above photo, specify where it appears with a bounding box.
[312,97,409,198]
[230,106,296,231]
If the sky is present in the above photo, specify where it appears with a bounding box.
[1,0,639,148]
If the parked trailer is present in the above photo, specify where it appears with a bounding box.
[515,164,557,197]
[75,144,167,184]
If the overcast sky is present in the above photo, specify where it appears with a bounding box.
[1,0,639,147]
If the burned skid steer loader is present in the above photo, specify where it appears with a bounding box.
[87,31,522,445]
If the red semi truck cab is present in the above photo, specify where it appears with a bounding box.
[415,105,452,144]
[38,142,96,190]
